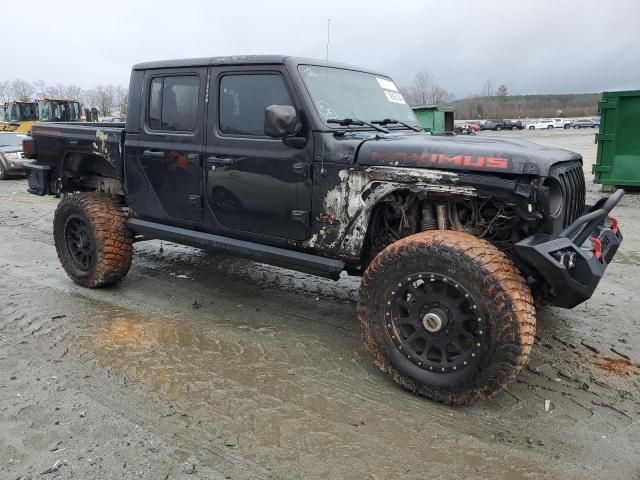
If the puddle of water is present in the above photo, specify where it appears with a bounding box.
[74,304,552,479]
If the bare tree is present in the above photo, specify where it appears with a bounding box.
[10,80,34,101]
[59,84,84,102]
[413,71,433,105]
[482,79,494,97]
[33,80,49,99]
[430,85,453,105]
[92,85,116,116]
[0,81,9,104]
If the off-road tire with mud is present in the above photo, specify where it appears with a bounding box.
[53,192,133,288]
[358,231,536,405]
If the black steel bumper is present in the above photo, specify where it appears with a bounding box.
[515,189,624,308]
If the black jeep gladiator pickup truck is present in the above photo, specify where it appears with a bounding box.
[22,55,624,405]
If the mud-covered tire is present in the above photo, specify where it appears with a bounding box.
[358,231,535,405]
[53,192,133,288]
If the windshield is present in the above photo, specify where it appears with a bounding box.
[5,102,36,122]
[0,133,28,147]
[298,65,419,128]
[38,101,81,122]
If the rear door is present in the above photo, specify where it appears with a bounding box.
[202,66,313,240]
[129,68,206,226]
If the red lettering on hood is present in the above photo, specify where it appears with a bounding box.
[370,151,509,170]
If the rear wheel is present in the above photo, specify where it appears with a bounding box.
[0,162,7,180]
[547,125,553,129]
[53,192,133,288]
[495,125,502,131]
[358,231,535,405]
[574,125,581,129]
[529,126,535,130]
[512,125,517,131]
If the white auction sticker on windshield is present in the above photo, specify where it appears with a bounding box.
[377,77,398,92]
[384,90,406,104]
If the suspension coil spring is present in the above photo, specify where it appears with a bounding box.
[421,204,437,231]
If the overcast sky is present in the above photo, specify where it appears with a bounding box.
[2,0,638,98]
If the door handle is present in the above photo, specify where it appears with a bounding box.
[206,156,235,166]
[142,150,165,159]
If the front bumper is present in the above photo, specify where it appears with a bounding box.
[1,155,28,174]
[515,189,624,308]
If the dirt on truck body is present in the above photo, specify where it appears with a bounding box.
[22,55,624,405]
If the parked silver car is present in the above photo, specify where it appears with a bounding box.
[0,132,29,179]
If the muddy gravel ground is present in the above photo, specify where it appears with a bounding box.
[0,129,638,479]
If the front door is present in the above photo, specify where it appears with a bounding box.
[203,68,312,240]
[133,68,206,225]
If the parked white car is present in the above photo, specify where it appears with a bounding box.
[551,118,571,129]
[526,119,555,130]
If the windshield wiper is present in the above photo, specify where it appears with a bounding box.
[371,118,422,132]
[327,118,389,134]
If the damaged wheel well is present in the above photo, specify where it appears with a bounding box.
[359,189,535,269]
[55,153,123,195]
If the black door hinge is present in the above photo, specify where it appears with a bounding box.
[291,210,309,226]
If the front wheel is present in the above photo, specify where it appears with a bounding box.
[358,231,535,405]
[512,126,517,131]
[547,125,553,129]
[529,126,535,130]
[53,192,133,288]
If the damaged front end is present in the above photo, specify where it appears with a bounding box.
[306,163,543,269]
[307,157,623,309]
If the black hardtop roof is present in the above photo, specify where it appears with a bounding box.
[132,55,387,76]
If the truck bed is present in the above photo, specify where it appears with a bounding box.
[29,121,126,179]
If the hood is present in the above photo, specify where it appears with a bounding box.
[0,146,23,154]
[356,133,582,176]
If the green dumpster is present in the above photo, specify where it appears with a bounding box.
[593,90,640,188]
[412,105,454,133]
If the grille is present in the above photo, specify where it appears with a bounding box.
[550,161,586,228]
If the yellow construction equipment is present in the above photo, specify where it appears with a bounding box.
[0,101,37,133]
[0,98,81,134]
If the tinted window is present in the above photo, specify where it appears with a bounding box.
[147,75,199,132]
[148,78,162,130]
[219,74,292,136]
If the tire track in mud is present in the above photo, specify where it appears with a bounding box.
[3,243,638,448]
[0,277,563,479]
[132,244,640,436]
[0,286,276,480]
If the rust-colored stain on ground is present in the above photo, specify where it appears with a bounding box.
[595,357,639,375]
[95,318,160,349]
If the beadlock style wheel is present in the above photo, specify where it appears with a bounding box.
[54,192,133,288]
[358,231,536,405]
[386,272,485,374]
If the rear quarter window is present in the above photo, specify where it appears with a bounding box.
[147,75,199,132]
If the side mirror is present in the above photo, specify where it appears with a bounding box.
[264,105,300,138]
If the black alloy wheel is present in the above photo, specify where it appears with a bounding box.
[64,215,95,271]
[386,272,482,374]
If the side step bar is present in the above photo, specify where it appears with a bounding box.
[127,218,345,280]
